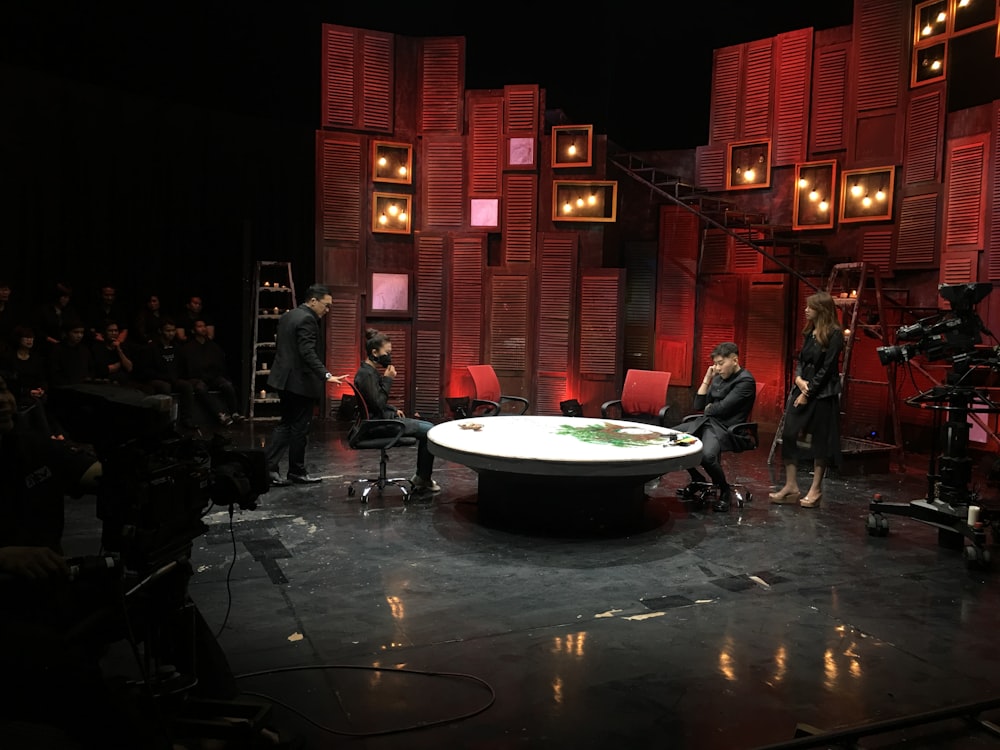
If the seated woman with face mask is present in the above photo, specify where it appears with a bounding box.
[353,328,440,493]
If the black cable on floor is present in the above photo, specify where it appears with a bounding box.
[211,503,238,640]
[236,663,496,737]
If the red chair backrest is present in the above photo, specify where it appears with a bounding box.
[467,365,501,402]
[621,369,671,415]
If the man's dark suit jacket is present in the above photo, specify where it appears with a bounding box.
[267,304,327,399]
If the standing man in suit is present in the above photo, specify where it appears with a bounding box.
[264,284,347,486]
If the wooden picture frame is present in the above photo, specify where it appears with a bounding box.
[551,125,593,168]
[372,192,412,234]
[839,167,895,224]
[725,139,771,190]
[367,271,412,318]
[372,140,412,184]
[470,198,500,228]
[506,137,536,169]
[552,180,618,223]
[912,40,947,87]
[792,160,837,230]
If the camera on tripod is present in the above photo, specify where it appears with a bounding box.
[49,383,268,573]
[877,282,993,366]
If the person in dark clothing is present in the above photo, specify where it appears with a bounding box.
[34,281,79,354]
[129,317,197,428]
[263,284,347,485]
[354,328,439,493]
[48,319,96,388]
[180,319,244,426]
[90,319,134,385]
[770,291,844,509]
[85,284,129,345]
[0,324,62,438]
[671,341,757,512]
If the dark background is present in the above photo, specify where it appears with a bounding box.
[0,3,856,392]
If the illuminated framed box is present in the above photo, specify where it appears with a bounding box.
[506,137,536,169]
[726,139,771,190]
[552,180,618,223]
[372,192,411,234]
[792,160,837,230]
[912,41,947,87]
[368,271,412,318]
[914,0,948,44]
[372,140,412,184]
[470,198,499,228]
[954,0,995,34]
[551,125,593,168]
[839,167,895,224]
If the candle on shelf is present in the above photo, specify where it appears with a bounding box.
[259,390,267,399]
[850,289,857,298]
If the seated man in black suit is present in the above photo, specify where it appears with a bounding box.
[671,341,756,513]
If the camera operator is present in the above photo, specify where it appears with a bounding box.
[0,374,163,748]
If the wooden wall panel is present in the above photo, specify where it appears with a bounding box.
[696,146,726,192]
[698,278,738,380]
[854,0,906,112]
[895,191,939,268]
[709,45,741,145]
[415,235,445,323]
[468,93,502,196]
[449,236,485,369]
[414,329,442,417]
[623,241,657,371]
[488,275,529,371]
[502,174,537,262]
[773,28,812,166]
[731,230,765,273]
[944,136,988,250]
[745,277,787,422]
[701,229,728,274]
[327,292,360,415]
[415,234,445,417]
[861,230,893,274]
[579,271,623,378]
[742,38,773,139]
[504,84,539,133]
[940,249,979,285]
[317,133,363,246]
[990,102,1000,280]
[421,137,464,229]
[657,206,700,385]
[904,87,944,185]
[360,33,393,132]
[811,43,848,154]
[419,37,464,133]
[321,25,356,129]
[537,233,576,374]
[321,25,393,133]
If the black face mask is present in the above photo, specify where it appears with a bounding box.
[374,352,392,368]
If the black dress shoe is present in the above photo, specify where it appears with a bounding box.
[269,471,290,487]
[677,480,708,498]
[712,488,733,513]
[288,473,322,484]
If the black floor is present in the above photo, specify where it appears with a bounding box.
[42,421,1000,748]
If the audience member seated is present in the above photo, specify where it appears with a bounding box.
[48,319,96,388]
[180,319,244,426]
[33,281,78,354]
[129,317,198,429]
[131,292,166,346]
[84,283,129,345]
[0,325,62,439]
[90,320,134,386]
[175,294,215,342]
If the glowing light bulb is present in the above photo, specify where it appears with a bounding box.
[936,11,946,23]
[567,143,577,156]
[587,193,597,206]
[563,201,572,214]
[744,168,755,182]
[862,195,872,208]
[922,23,933,36]
[378,156,387,167]
[388,203,398,216]
[930,59,941,71]
[875,189,886,201]
[398,211,407,222]
[379,213,387,225]
[798,177,808,188]
[851,183,863,197]
[398,166,407,177]
[819,200,829,212]
[808,189,819,202]
[576,197,584,208]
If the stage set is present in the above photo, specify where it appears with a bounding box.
[48,419,1000,750]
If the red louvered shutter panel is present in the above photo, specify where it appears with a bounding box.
[731,230,765,273]
[379,323,410,412]
[854,0,906,113]
[904,88,944,185]
[422,137,464,229]
[710,46,741,145]
[316,133,363,289]
[895,192,939,268]
[537,233,576,374]
[657,206,699,385]
[944,136,988,250]
[696,146,726,192]
[745,278,787,424]
[414,329,442,418]
[861,230,893,274]
[623,241,657,370]
[773,29,812,166]
[449,236,485,373]
[327,292,360,415]
[360,33,393,132]
[989,103,1000,280]
[321,25,393,133]
[416,235,445,323]
[811,44,848,154]
[504,85,539,133]
[741,38,773,139]
[579,271,623,378]
[940,249,979,286]
[698,278,738,378]
[468,93,502,196]
[419,37,464,133]
[502,174,536,262]
[701,229,728,274]
[322,25,356,129]
[488,275,528,372]
[415,234,445,417]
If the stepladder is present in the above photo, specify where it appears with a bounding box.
[249,262,295,421]
[767,262,902,465]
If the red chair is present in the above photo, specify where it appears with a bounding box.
[601,369,672,426]
[467,365,530,416]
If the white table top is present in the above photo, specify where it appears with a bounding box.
[428,416,702,478]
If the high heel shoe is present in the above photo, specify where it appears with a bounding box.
[768,488,801,504]
[799,493,822,508]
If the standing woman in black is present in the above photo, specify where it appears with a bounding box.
[769,290,844,508]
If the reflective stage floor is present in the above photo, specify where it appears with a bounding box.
[55,422,1000,748]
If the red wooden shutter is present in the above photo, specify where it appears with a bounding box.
[698,277,738,377]
[421,137,464,229]
[811,43,848,154]
[468,93,502,196]
[710,45,741,145]
[537,232,575,414]
[944,136,988,250]
[895,192,940,268]
[861,230,894,274]
[940,250,979,285]
[989,102,1000,280]
[742,38,773,139]
[360,32,393,132]
[773,29,812,166]
[415,234,445,417]
[701,229,728,274]
[579,271,624,378]
[657,206,700,385]
[854,0,906,112]
[449,235,485,370]
[502,174,536,263]
[327,292,360,413]
[321,25,393,133]
[419,37,464,133]
[488,275,528,371]
[504,85,539,133]
[904,87,944,185]
[745,277,787,422]
[696,146,726,192]
[322,25,356,129]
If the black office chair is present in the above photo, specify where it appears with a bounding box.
[343,380,417,502]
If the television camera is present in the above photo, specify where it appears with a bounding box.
[877,281,994,367]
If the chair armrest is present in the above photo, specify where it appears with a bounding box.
[727,421,759,452]
[350,418,408,449]
[499,395,530,415]
[657,405,671,426]
[471,398,501,417]
[600,399,622,418]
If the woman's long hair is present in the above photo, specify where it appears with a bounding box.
[802,290,841,348]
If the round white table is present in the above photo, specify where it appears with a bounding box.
[428,416,703,532]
